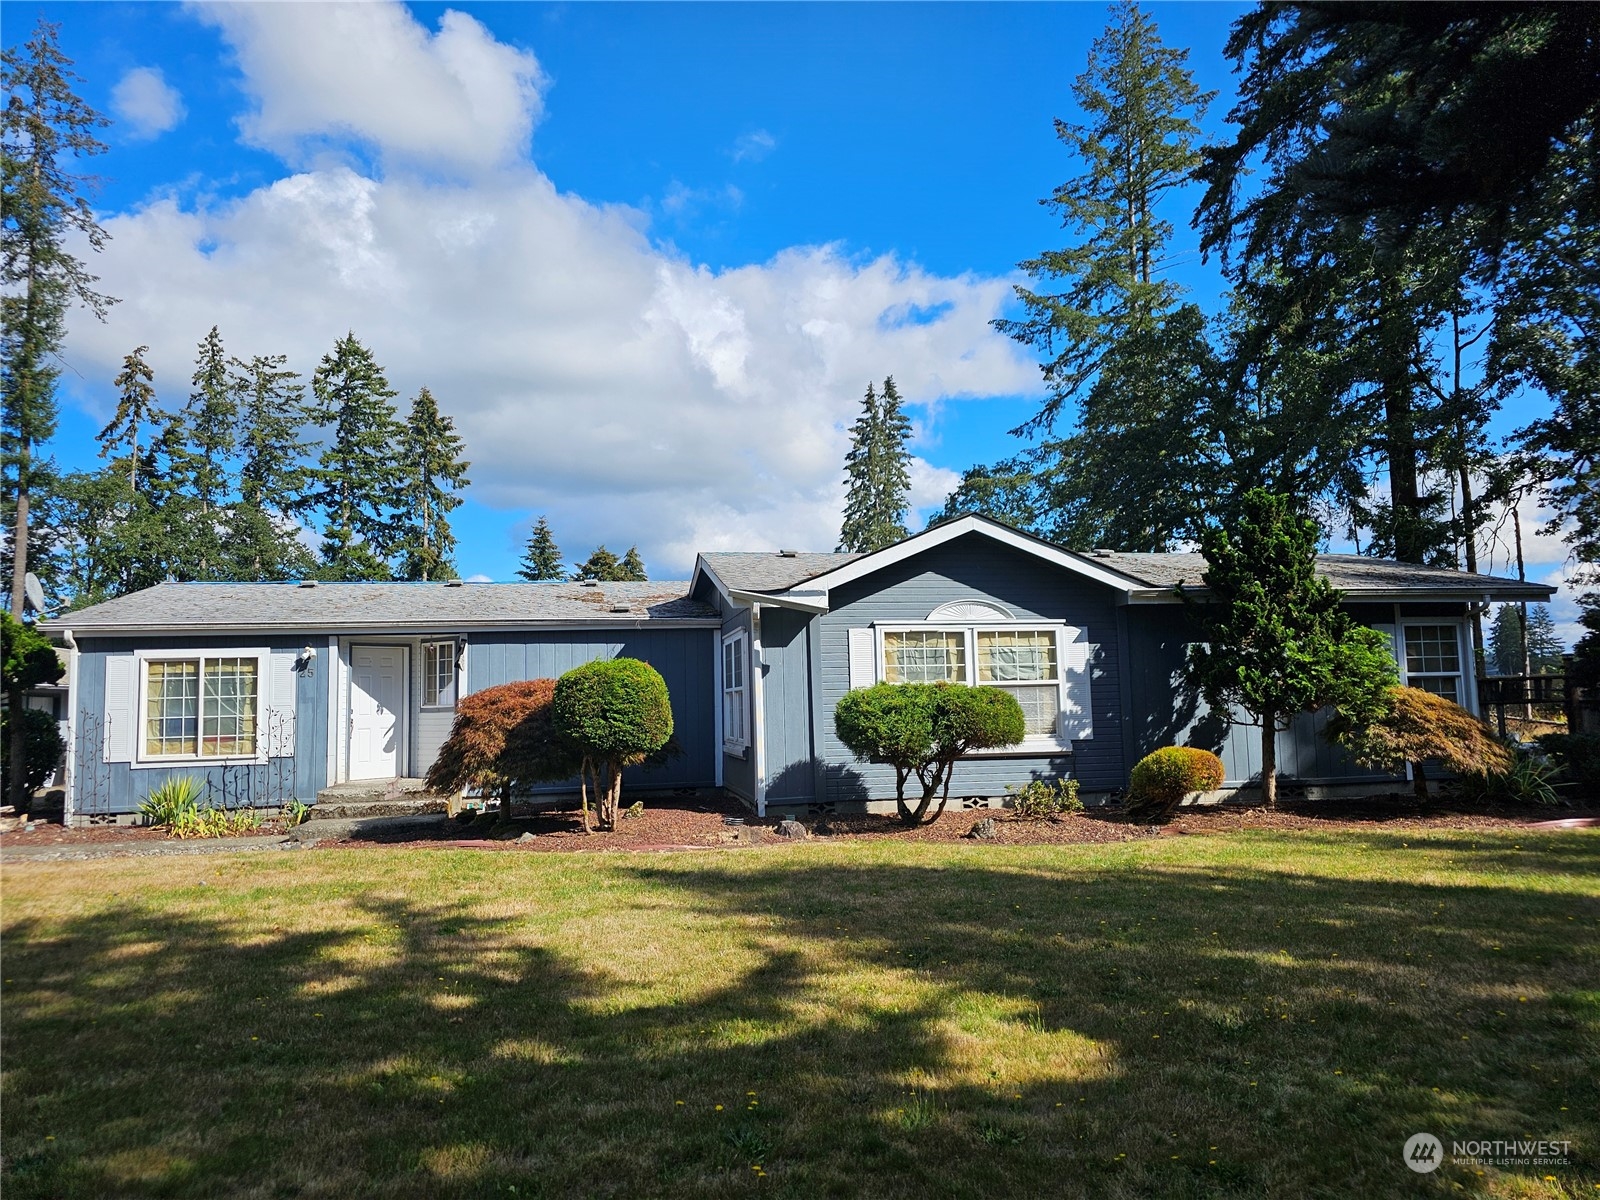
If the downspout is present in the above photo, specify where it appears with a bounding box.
[751,605,767,818]
[61,630,78,827]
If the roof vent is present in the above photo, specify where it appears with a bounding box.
[609,604,631,613]
[778,549,799,557]
[1090,548,1113,558]
[297,580,318,588]
[444,579,464,587]
[579,580,599,588]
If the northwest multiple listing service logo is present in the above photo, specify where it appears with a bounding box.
[1404,1133,1573,1175]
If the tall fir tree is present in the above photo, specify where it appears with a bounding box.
[307,333,403,581]
[987,1,1218,550]
[99,345,163,493]
[231,352,315,580]
[517,516,564,581]
[2,18,114,615]
[838,377,913,553]
[573,545,623,582]
[176,325,239,578]
[89,346,169,595]
[1524,606,1564,674]
[397,387,470,581]
[618,545,647,581]
[1487,604,1527,678]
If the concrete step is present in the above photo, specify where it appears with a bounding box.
[311,778,453,821]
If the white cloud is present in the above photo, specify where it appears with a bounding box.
[61,2,1037,579]
[193,3,546,172]
[111,67,186,140]
[730,129,776,163]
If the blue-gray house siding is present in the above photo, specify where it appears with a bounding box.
[72,635,330,820]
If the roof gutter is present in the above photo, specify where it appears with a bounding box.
[60,629,77,828]
[40,617,726,637]
[1124,585,1555,605]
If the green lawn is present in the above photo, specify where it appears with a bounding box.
[2,831,1597,1199]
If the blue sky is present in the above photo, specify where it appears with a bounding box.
[19,1,1571,625]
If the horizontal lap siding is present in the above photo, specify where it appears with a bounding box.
[73,635,329,816]
[814,534,1126,803]
[465,629,716,790]
[1124,607,1398,786]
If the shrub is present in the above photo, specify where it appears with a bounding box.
[425,680,579,819]
[1006,778,1083,820]
[1535,732,1600,798]
[1126,747,1225,823]
[1329,686,1513,799]
[139,776,205,830]
[1,707,64,797]
[1453,751,1564,807]
[835,682,1026,826]
[552,658,673,832]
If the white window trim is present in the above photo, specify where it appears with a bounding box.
[722,628,750,753]
[874,621,1073,753]
[133,647,270,768]
[420,639,460,711]
[1399,620,1473,713]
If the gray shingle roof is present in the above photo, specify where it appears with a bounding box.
[1093,551,1552,598]
[44,581,718,633]
[698,551,860,595]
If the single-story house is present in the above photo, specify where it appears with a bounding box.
[41,515,1554,824]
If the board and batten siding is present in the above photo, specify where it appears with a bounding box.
[73,634,330,817]
[809,533,1126,805]
[719,605,756,803]
[759,605,816,805]
[465,628,716,790]
[1123,606,1398,786]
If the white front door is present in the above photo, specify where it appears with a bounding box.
[349,644,407,780]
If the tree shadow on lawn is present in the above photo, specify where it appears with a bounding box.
[2,839,1597,1199]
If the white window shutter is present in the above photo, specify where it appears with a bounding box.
[266,650,298,758]
[103,655,135,763]
[847,628,877,690]
[1058,628,1095,742]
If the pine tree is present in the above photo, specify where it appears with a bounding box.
[231,352,315,580]
[174,326,239,579]
[397,387,470,581]
[1186,490,1395,807]
[516,516,564,581]
[573,546,623,582]
[838,377,913,553]
[307,333,403,581]
[90,346,169,596]
[618,545,647,581]
[2,18,115,615]
[989,1,1218,550]
[1525,606,1564,674]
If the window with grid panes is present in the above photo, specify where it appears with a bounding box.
[143,656,259,758]
[1404,625,1463,705]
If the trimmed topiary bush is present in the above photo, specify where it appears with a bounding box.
[1126,746,1225,823]
[552,658,673,832]
[835,682,1026,826]
[425,680,579,820]
[1329,685,1513,799]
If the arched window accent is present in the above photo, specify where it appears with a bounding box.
[926,599,1014,621]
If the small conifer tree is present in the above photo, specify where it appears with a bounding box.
[517,516,564,581]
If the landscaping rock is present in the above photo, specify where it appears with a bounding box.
[968,817,999,840]
[774,819,808,840]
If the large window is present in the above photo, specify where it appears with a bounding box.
[422,640,458,708]
[722,630,749,750]
[143,655,260,759]
[1404,625,1464,704]
[881,624,1067,740]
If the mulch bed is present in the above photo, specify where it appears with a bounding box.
[319,792,1600,853]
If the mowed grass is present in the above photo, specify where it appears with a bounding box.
[2,831,1597,1199]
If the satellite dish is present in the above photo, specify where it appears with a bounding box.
[23,572,45,614]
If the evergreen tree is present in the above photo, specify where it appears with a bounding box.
[2,19,114,615]
[572,545,624,582]
[516,516,564,581]
[231,353,315,580]
[1524,606,1564,674]
[988,1,1218,550]
[99,346,164,493]
[1487,604,1526,678]
[172,326,239,579]
[838,377,913,553]
[307,333,403,581]
[1186,490,1395,807]
[618,545,647,582]
[397,387,470,581]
